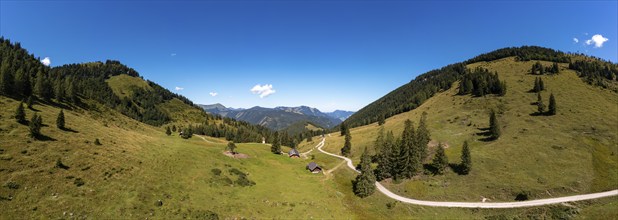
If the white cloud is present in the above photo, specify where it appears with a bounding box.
[585,34,609,48]
[209,92,218,97]
[573,38,579,43]
[171,53,177,57]
[250,84,276,98]
[175,86,184,91]
[40,57,51,66]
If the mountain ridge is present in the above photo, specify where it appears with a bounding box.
[199,103,354,131]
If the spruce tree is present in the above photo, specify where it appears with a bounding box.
[399,119,418,179]
[271,131,281,154]
[15,69,32,97]
[340,122,347,136]
[56,110,65,129]
[548,93,556,115]
[489,110,500,140]
[388,132,400,179]
[460,141,472,175]
[15,101,26,123]
[533,77,541,93]
[26,95,34,109]
[432,143,448,175]
[353,147,376,198]
[341,131,352,156]
[0,60,14,95]
[374,127,390,181]
[416,113,430,161]
[165,126,172,135]
[539,77,545,91]
[537,93,545,114]
[29,113,42,138]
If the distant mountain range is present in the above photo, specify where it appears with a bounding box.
[199,104,354,131]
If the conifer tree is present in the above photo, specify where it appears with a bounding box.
[374,127,390,181]
[489,110,501,140]
[341,131,352,156]
[15,69,32,97]
[399,119,418,179]
[539,77,545,91]
[416,113,430,160]
[172,125,177,132]
[432,143,448,175]
[56,110,65,129]
[29,113,42,138]
[533,77,541,93]
[387,132,400,179]
[353,147,376,198]
[26,95,34,109]
[271,131,281,154]
[460,141,472,175]
[15,101,26,123]
[54,79,65,101]
[165,126,172,135]
[537,93,545,114]
[548,93,557,115]
[340,122,347,136]
[0,59,14,95]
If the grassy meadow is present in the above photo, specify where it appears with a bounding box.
[313,57,617,203]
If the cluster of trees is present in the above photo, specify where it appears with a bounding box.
[14,101,69,139]
[530,62,560,75]
[373,114,431,181]
[458,67,507,96]
[532,77,545,93]
[169,118,270,143]
[569,60,618,91]
[535,93,557,116]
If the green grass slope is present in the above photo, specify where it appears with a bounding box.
[318,57,618,203]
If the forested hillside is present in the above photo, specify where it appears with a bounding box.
[344,46,618,128]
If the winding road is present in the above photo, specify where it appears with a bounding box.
[313,138,618,208]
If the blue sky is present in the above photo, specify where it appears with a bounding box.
[1,1,616,112]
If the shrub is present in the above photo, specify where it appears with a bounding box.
[515,190,531,201]
[4,181,19,190]
[211,168,222,176]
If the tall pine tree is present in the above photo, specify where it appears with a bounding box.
[271,131,281,154]
[29,113,42,138]
[341,131,352,156]
[489,110,501,140]
[416,113,430,161]
[353,147,376,198]
[460,141,472,175]
[432,143,448,175]
[15,101,26,123]
[56,110,65,129]
[399,119,419,179]
[548,93,556,115]
[537,93,545,114]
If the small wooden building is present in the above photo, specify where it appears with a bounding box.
[288,149,300,158]
[307,162,322,173]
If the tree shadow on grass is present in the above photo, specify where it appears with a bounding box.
[33,134,56,141]
[423,164,437,175]
[449,163,468,175]
[60,127,79,133]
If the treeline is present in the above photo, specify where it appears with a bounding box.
[465,46,571,63]
[458,67,506,96]
[170,117,271,143]
[0,37,202,126]
[568,60,618,91]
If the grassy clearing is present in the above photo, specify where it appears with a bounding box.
[106,74,152,98]
[312,57,617,203]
